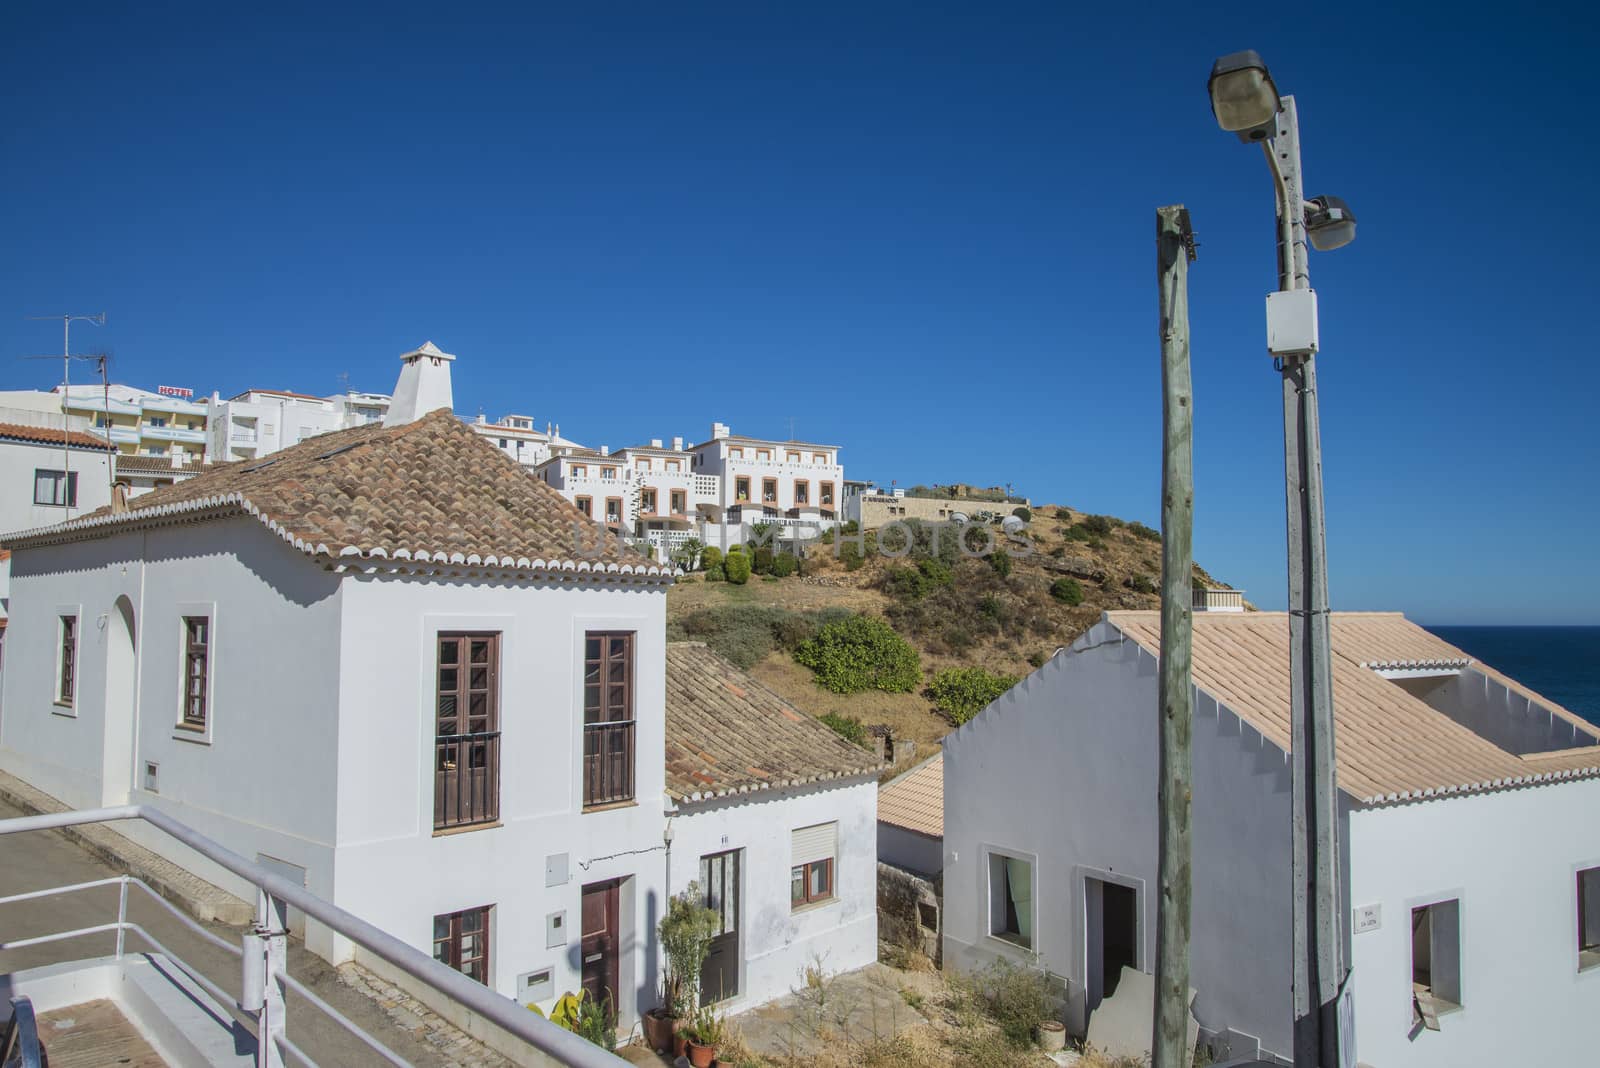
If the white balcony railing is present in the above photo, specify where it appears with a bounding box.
[0,805,623,1068]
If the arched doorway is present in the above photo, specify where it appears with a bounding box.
[102,595,137,805]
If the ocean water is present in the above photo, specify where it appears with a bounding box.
[1424,625,1600,729]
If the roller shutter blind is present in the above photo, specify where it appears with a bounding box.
[791,822,837,867]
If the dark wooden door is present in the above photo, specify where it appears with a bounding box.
[698,851,740,1003]
[581,879,621,1011]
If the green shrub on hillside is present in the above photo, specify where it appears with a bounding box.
[794,615,922,694]
[987,550,1012,578]
[1080,514,1114,537]
[1011,507,1032,523]
[772,551,798,577]
[881,558,953,602]
[1129,573,1156,594]
[839,542,865,571]
[820,712,870,749]
[1127,520,1160,542]
[704,564,726,582]
[1064,525,1091,543]
[670,605,852,668]
[927,666,1019,725]
[1050,578,1084,605]
[724,548,752,585]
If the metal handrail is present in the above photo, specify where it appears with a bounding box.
[0,805,624,1066]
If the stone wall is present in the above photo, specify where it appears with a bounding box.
[877,861,942,967]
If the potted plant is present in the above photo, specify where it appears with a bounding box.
[651,884,720,1053]
[684,1004,725,1068]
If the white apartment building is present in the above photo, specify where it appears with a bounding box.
[469,414,582,470]
[687,423,844,552]
[207,386,393,462]
[0,385,209,463]
[535,437,720,562]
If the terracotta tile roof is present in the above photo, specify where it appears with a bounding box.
[878,754,944,838]
[0,422,117,451]
[113,455,209,475]
[1106,611,1600,805]
[664,643,883,803]
[3,409,668,578]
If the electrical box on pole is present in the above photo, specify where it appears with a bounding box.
[1266,289,1319,357]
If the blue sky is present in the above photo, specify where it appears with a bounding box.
[4,3,1596,623]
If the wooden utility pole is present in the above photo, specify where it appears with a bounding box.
[1152,204,1196,1068]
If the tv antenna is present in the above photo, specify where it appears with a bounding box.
[22,313,108,516]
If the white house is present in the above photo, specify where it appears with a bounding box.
[942,610,1600,1066]
[663,642,882,1009]
[0,416,117,631]
[686,423,844,552]
[469,413,582,470]
[0,345,682,1032]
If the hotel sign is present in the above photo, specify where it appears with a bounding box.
[157,385,194,399]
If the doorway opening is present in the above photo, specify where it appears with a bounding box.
[1085,876,1139,1012]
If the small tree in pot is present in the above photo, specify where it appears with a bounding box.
[647,883,720,1052]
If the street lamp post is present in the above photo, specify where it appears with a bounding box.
[1208,51,1356,1068]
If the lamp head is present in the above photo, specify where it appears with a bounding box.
[1209,50,1281,141]
[1305,195,1357,251]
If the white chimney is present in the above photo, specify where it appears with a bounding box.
[650,438,663,449]
[712,422,730,440]
[475,413,487,425]
[385,341,455,427]
[672,435,684,451]
[600,445,610,456]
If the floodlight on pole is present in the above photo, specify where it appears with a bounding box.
[1208,50,1280,139]
[1304,196,1358,251]
[1209,51,1357,1068]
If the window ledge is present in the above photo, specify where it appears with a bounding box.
[172,727,212,746]
[790,896,838,916]
[582,799,638,815]
[51,702,78,717]
[985,932,1035,954]
[432,821,503,838]
[1580,949,1600,973]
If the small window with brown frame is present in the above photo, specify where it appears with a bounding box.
[179,616,210,730]
[794,480,809,506]
[433,905,491,985]
[602,466,617,480]
[670,489,686,515]
[434,633,501,831]
[666,459,681,472]
[575,495,592,518]
[605,497,623,524]
[813,452,827,464]
[762,478,778,503]
[635,458,651,471]
[641,488,657,515]
[57,614,77,706]
[571,463,587,478]
[735,477,751,502]
[786,451,800,463]
[791,858,833,908]
[820,481,835,506]
[583,632,636,808]
[757,448,772,461]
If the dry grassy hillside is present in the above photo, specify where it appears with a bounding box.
[667,506,1235,759]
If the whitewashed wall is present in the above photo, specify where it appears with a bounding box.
[331,573,670,1026]
[1348,779,1600,1068]
[669,778,878,1011]
[0,519,346,910]
[942,621,1296,1058]
[877,821,941,876]
[0,437,114,537]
